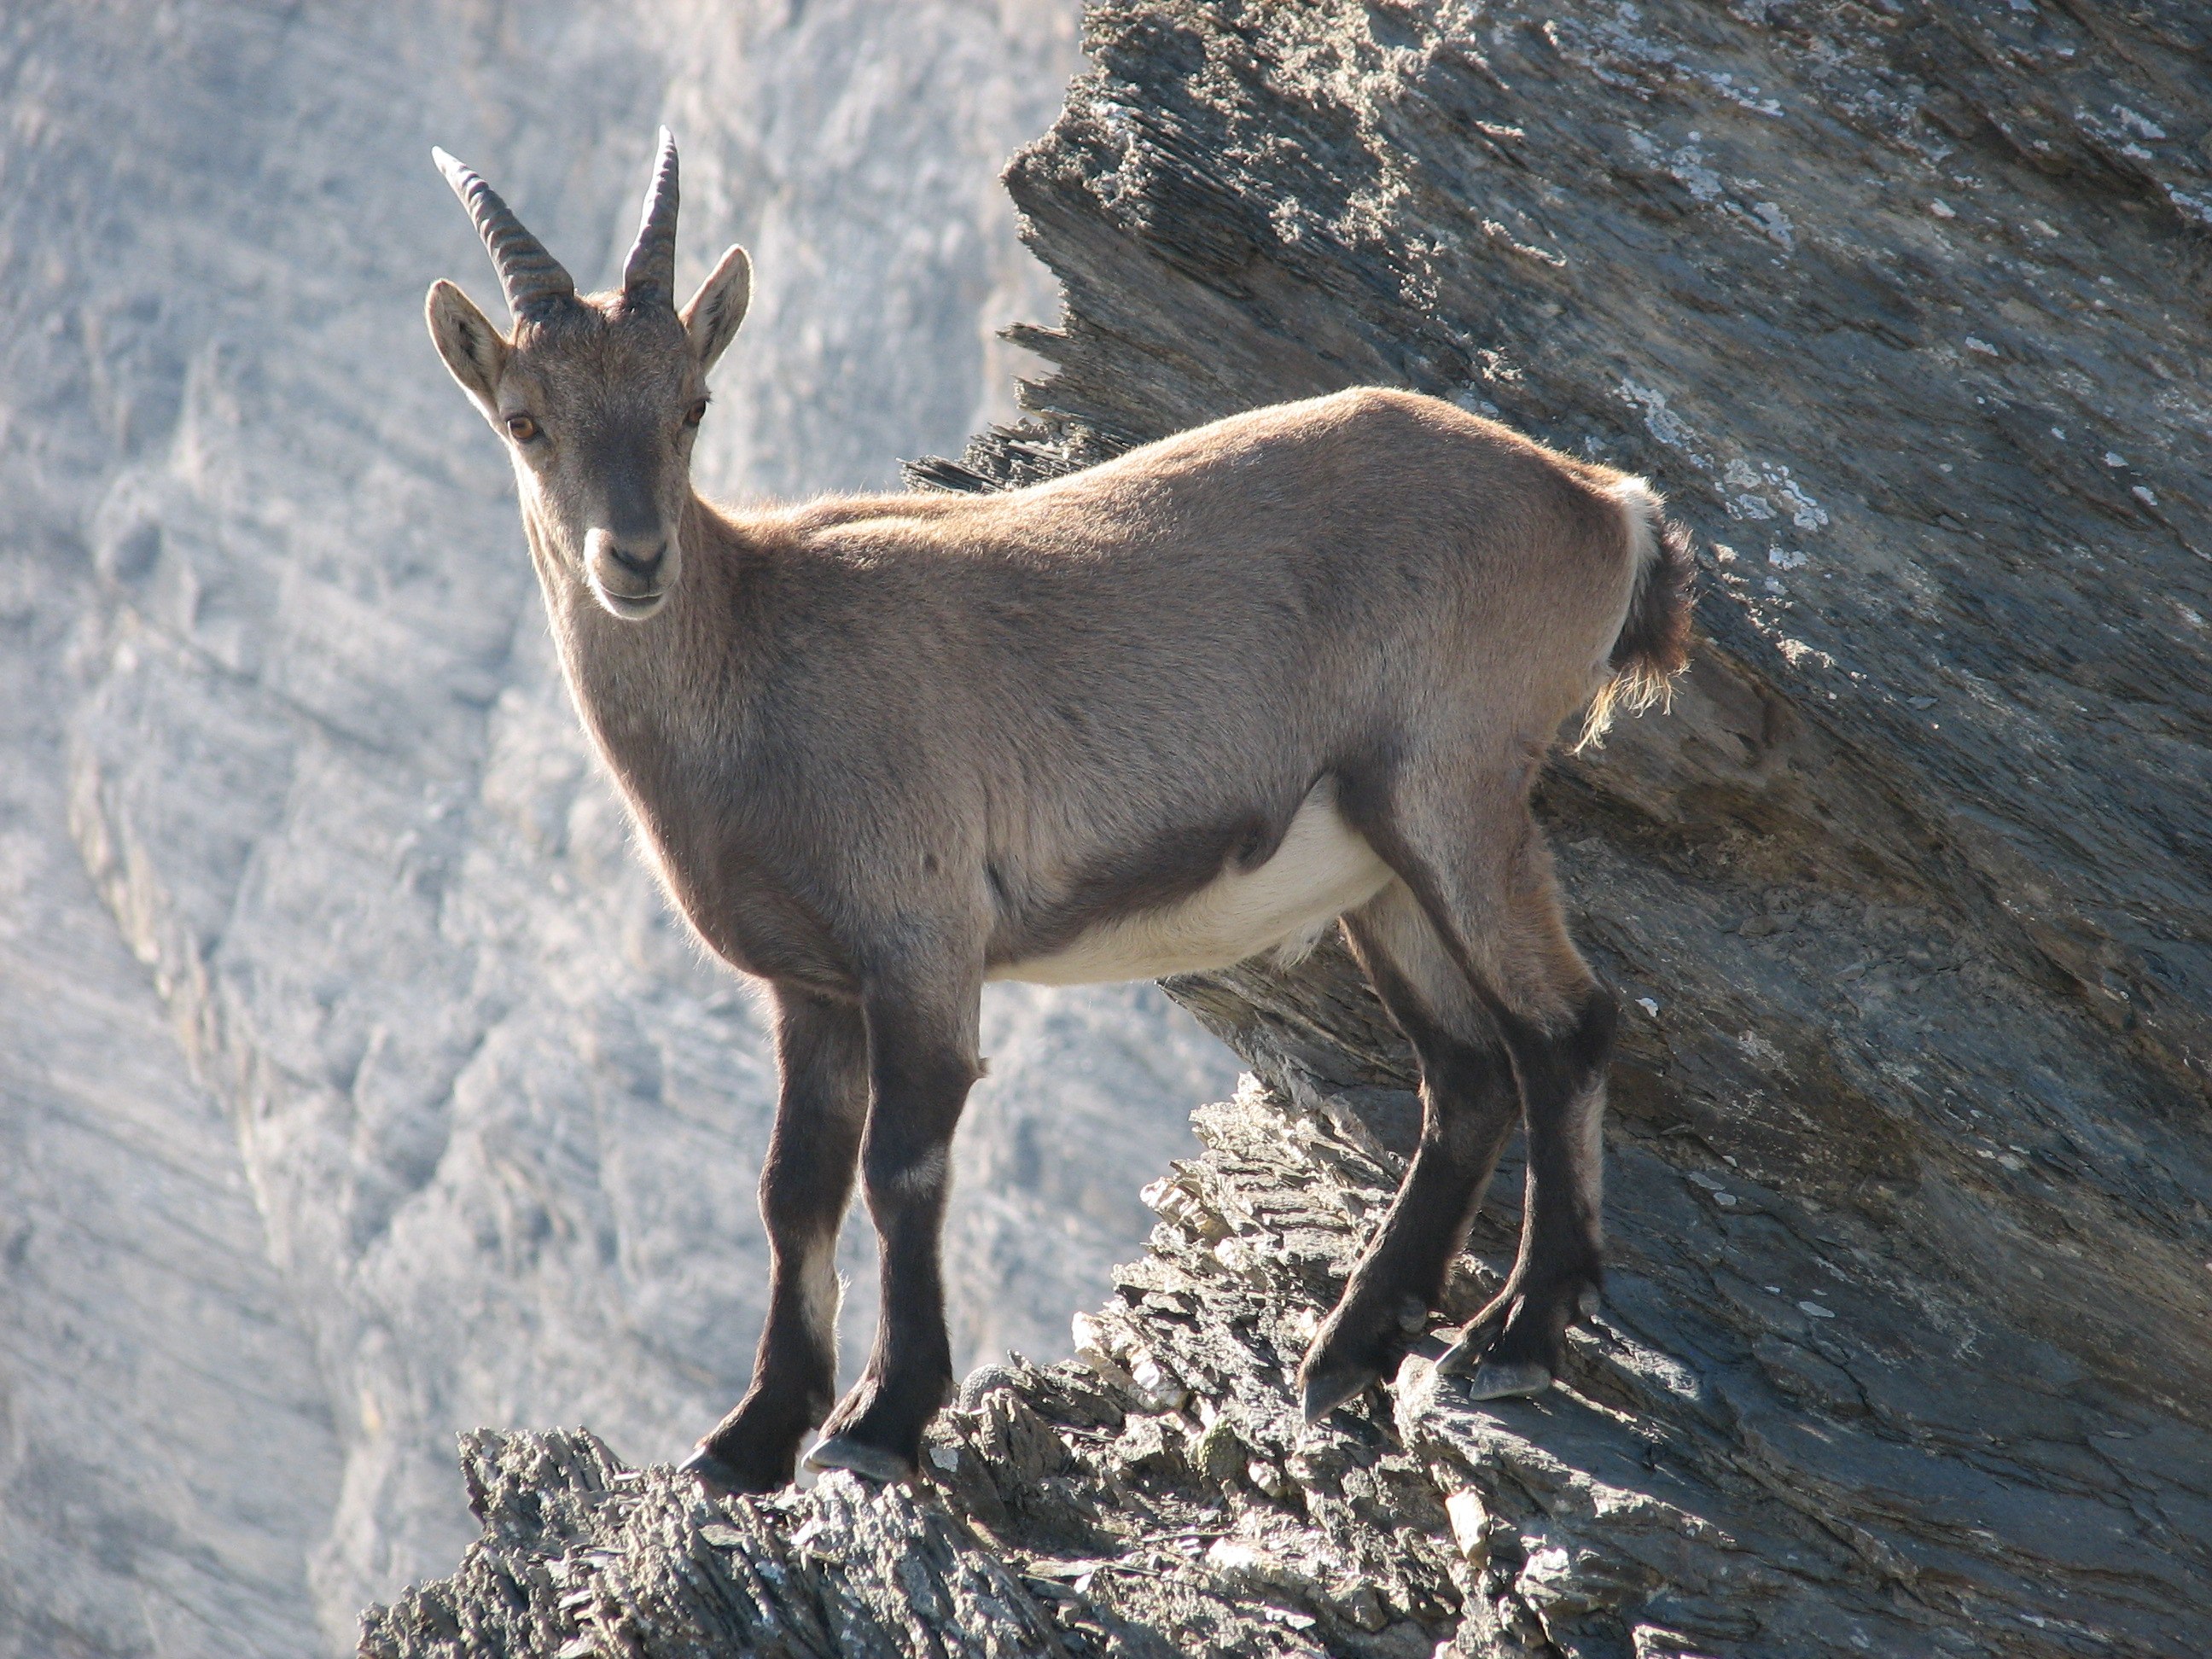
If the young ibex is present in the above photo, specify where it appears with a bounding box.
[427,131,1692,1491]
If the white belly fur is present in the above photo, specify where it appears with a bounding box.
[991,781,1395,987]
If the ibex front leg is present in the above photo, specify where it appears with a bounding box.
[684,986,867,1494]
[806,969,982,1482]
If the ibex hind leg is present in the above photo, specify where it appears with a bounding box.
[1435,857,1615,1400]
[1299,879,1522,1421]
[1435,974,1615,1400]
[1342,773,1616,1406]
[687,987,869,1494]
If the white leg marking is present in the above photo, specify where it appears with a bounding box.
[1566,1080,1608,1248]
[798,1231,843,1356]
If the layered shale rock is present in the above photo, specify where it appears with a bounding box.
[379,0,2211,1653]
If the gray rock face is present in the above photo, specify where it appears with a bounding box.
[0,2,1235,1652]
[0,542,341,1659]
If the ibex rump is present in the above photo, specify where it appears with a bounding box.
[427,132,1693,1490]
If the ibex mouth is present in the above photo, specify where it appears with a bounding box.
[593,582,667,620]
[584,528,672,620]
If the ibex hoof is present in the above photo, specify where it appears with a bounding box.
[1462,1359,1554,1402]
[1298,1360,1382,1425]
[1435,1319,1501,1377]
[678,1446,750,1497]
[804,1433,916,1484]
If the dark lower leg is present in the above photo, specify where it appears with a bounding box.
[811,1192,956,1480]
[1301,1084,1519,1417]
[809,994,976,1481]
[688,989,866,1493]
[694,1225,846,1492]
[1301,913,1523,1419]
[1336,784,1615,1397]
[1445,985,1615,1392]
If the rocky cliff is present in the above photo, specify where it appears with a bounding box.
[0,4,1247,1655]
[366,0,2211,1654]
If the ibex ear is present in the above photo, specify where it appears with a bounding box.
[681,245,752,373]
[425,279,509,421]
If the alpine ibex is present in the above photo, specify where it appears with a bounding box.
[427,131,1693,1491]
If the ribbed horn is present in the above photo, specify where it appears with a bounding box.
[621,127,680,310]
[432,148,576,324]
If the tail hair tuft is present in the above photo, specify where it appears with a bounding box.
[1577,492,1695,750]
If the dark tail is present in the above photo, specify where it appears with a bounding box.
[1578,484,1695,749]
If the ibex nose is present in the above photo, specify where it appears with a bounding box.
[584,527,675,619]
[605,539,666,579]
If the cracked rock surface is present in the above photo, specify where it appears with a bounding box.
[385,0,2209,1653]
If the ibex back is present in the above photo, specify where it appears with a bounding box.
[427,131,1694,1490]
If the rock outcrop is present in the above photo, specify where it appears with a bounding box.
[370,0,2211,1654]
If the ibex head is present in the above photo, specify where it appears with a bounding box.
[426,130,751,620]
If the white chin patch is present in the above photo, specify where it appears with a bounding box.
[591,577,665,620]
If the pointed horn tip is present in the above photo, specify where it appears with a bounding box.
[622,126,682,301]
[644,128,678,189]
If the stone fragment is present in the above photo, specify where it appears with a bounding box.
[1445,1491,1492,1563]
[1128,1350,1190,1413]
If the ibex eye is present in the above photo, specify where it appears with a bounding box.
[505,414,540,443]
[683,399,709,428]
